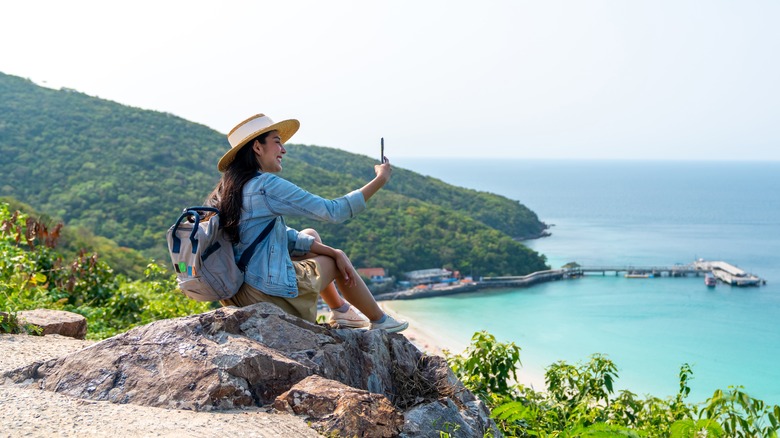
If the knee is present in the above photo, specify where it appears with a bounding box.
[299,228,322,242]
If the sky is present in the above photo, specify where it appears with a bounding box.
[2,1,779,161]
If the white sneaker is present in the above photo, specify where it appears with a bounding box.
[370,314,409,333]
[329,305,370,329]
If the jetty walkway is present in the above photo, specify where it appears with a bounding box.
[572,264,701,277]
[375,260,765,301]
[566,260,764,286]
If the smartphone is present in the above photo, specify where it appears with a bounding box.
[380,137,385,163]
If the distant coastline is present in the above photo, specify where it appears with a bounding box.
[375,269,566,301]
[374,259,766,302]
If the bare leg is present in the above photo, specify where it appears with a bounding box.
[320,281,346,309]
[295,228,387,322]
[310,254,384,321]
[295,229,348,310]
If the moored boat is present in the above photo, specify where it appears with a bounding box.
[705,273,716,287]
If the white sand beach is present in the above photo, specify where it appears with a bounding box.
[381,302,454,356]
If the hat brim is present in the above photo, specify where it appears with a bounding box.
[218,118,300,172]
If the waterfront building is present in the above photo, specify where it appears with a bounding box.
[403,268,454,286]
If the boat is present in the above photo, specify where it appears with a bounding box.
[625,271,651,278]
[705,273,716,287]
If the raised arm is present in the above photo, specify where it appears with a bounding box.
[359,159,392,202]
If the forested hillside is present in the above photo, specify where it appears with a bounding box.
[288,146,549,240]
[0,72,548,277]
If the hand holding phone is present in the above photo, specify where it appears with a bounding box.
[374,137,392,186]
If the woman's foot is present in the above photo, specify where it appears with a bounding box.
[329,305,370,329]
[370,314,409,333]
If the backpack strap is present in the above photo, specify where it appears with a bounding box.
[170,211,191,254]
[170,207,219,254]
[236,217,277,272]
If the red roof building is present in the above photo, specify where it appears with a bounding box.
[357,268,387,279]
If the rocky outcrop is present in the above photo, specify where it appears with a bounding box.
[17,309,87,339]
[274,375,405,437]
[3,303,498,437]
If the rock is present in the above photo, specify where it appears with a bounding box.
[3,302,497,437]
[403,398,491,437]
[17,309,87,339]
[274,374,404,437]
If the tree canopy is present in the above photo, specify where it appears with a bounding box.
[1,72,548,277]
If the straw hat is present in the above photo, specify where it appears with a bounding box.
[218,114,300,172]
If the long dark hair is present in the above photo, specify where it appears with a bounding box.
[206,132,271,242]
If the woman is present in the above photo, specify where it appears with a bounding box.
[209,113,407,333]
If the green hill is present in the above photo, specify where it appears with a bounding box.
[0,72,549,277]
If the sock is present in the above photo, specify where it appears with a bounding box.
[331,302,350,313]
[372,314,387,324]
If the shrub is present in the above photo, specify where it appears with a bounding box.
[1,203,212,339]
[446,330,780,437]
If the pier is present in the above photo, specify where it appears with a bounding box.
[549,259,765,286]
[570,264,702,278]
[465,259,766,292]
[478,269,567,287]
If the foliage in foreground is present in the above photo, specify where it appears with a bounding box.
[446,331,780,437]
[0,203,212,339]
[0,310,42,335]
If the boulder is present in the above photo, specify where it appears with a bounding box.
[3,303,498,437]
[274,374,404,437]
[17,309,87,339]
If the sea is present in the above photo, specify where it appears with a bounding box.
[389,158,780,406]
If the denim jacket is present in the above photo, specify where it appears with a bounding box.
[236,172,366,297]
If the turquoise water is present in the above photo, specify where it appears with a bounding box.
[390,158,780,404]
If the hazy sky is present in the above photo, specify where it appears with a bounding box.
[2,1,778,160]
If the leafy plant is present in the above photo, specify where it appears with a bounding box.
[0,310,42,335]
[446,331,780,437]
[670,418,725,437]
[699,386,780,438]
[445,330,522,402]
